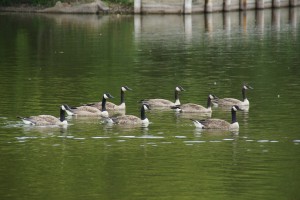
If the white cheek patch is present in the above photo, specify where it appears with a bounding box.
[209,94,213,99]
[233,106,237,111]
[143,105,149,110]
[121,87,126,92]
[61,105,66,110]
[175,87,180,91]
[244,85,248,89]
[104,94,108,99]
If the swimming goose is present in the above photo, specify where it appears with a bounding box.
[212,85,253,107]
[65,93,114,117]
[18,105,69,126]
[171,94,217,113]
[190,105,242,130]
[105,104,151,127]
[85,86,132,110]
[141,86,185,108]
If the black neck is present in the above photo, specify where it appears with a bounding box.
[242,88,246,100]
[141,106,147,120]
[60,108,66,122]
[231,109,237,124]
[101,97,107,111]
[121,89,125,104]
[175,90,179,101]
[207,96,212,108]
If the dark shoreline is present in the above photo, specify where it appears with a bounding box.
[0,3,133,14]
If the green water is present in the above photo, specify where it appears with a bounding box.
[0,8,300,199]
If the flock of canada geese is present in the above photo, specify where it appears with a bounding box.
[18,84,253,131]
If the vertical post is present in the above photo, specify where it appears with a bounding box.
[273,0,280,8]
[184,0,192,14]
[224,0,231,11]
[240,0,247,10]
[206,0,213,13]
[256,0,264,9]
[134,0,141,14]
[290,0,297,6]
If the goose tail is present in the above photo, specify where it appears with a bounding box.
[190,119,205,129]
[17,116,35,125]
[103,117,114,124]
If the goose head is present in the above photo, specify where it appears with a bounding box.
[243,84,253,90]
[121,86,132,92]
[63,104,75,116]
[142,104,151,111]
[61,105,67,111]
[175,86,185,92]
[208,94,218,100]
[103,93,114,99]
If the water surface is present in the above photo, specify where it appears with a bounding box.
[0,8,300,199]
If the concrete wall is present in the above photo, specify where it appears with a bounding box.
[134,0,300,14]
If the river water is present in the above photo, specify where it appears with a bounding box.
[0,8,300,199]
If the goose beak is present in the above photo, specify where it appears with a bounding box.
[107,93,114,99]
[126,87,132,91]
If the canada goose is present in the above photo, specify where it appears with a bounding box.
[141,86,185,108]
[85,86,132,110]
[212,85,253,107]
[105,104,151,127]
[18,105,69,126]
[65,93,114,117]
[190,105,242,130]
[171,94,217,113]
